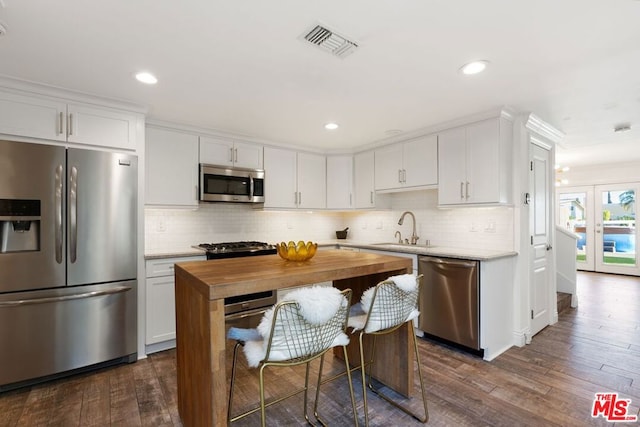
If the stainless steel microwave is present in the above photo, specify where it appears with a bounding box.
[199,164,265,203]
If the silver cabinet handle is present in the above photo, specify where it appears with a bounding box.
[234,148,238,163]
[460,182,464,199]
[69,166,78,263]
[403,169,407,183]
[55,164,63,264]
[370,191,374,204]
[398,169,403,183]
[0,286,132,307]
[68,113,73,136]
[298,191,302,205]
[466,181,470,199]
[229,147,234,162]
[294,192,298,205]
[349,193,352,206]
[58,112,64,135]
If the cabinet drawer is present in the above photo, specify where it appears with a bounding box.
[145,255,205,278]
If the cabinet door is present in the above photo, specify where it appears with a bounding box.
[326,155,353,209]
[233,140,263,169]
[145,127,199,206]
[67,103,137,150]
[263,146,297,208]
[146,276,177,344]
[297,152,326,209]
[354,151,376,208]
[403,134,438,187]
[199,135,234,166]
[466,119,500,203]
[0,90,66,141]
[438,126,468,205]
[374,144,403,190]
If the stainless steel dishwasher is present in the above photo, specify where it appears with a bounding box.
[418,256,480,352]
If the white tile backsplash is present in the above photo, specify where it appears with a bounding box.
[145,189,514,254]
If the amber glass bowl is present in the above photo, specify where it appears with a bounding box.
[276,241,318,261]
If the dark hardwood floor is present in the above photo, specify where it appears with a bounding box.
[1,271,639,426]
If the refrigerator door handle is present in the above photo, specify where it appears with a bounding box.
[55,164,64,264]
[0,286,132,307]
[249,175,254,200]
[69,166,78,263]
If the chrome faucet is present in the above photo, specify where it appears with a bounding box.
[394,230,402,244]
[398,211,419,245]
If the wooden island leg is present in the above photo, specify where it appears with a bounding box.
[176,269,227,427]
[334,270,414,397]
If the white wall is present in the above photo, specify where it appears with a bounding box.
[145,204,345,254]
[344,190,514,251]
[558,161,640,187]
[145,189,514,254]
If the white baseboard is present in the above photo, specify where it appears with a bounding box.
[145,339,176,355]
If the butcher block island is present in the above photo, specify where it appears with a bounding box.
[174,249,413,427]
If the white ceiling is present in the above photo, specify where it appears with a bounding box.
[1,0,639,168]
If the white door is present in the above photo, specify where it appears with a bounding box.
[530,142,552,336]
[557,186,595,271]
[594,184,639,275]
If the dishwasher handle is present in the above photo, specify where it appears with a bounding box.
[420,256,477,268]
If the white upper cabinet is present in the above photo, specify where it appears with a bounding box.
[146,127,199,207]
[263,146,326,209]
[199,135,263,169]
[0,90,139,150]
[354,151,376,208]
[438,117,513,206]
[326,155,353,209]
[297,152,326,209]
[264,146,297,208]
[374,134,438,191]
[66,103,138,150]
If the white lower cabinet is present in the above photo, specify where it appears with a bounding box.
[145,255,204,352]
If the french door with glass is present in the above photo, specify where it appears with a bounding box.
[557,184,638,275]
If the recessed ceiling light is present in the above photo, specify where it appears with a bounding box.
[385,129,403,136]
[135,72,158,85]
[324,122,339,130]
[460,60,489,75]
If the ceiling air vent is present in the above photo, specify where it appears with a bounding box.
[301,24,358,59]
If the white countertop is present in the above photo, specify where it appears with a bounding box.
[319,240,517,261]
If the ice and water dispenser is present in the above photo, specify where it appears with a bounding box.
[0,199,41,253]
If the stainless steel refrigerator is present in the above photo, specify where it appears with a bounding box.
[0,139,137,390]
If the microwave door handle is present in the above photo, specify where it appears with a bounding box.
[249,175,254,200]
[69,166,78,263]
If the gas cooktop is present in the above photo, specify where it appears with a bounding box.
[195,241,276,259]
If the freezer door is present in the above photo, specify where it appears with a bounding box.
[0,281,137,388]
[67,149,137,286]
[0,140,66,292]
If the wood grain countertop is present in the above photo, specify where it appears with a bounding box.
[174,249,412,301]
